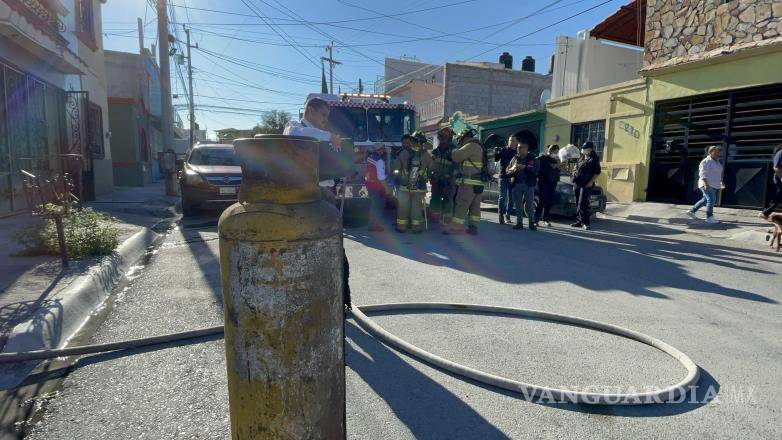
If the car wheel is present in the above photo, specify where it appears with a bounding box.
[182,198,198,217]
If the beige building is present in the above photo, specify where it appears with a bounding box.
[0,0,111,216]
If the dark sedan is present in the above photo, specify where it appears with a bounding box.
[482,175,607,218]
[178,144,242,217]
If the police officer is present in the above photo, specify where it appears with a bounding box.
[394,132,433,233]
[571,141,601,230]
[447,129,485,235]
[429,128,456,225]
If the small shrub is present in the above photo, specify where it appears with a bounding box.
[14,208,120,260]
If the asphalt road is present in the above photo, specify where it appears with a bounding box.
[23,212,782,439]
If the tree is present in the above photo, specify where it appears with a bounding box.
[252,110,292,135]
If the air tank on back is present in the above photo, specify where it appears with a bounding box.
[499,52,513,69]
[522,56,536,72]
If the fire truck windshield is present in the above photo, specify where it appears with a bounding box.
[368,108,414,142]
[327,107,367,142]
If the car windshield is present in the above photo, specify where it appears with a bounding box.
[188,147,238,166]
[327,107,367,142]
[368,109,414,142]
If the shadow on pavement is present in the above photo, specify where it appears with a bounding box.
[347,217,778,304]
[353,309,720,418]
[349,321,719,424]
[179,212,223,305]
[346,321,509,439]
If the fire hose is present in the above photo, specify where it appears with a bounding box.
[0,303,699,405]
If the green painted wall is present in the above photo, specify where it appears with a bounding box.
[476,111,547,151]
[648,49,782,102]
[108,103,146,187]
[108,104,136,162]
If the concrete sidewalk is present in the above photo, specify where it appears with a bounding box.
[600,202,775,245]
[0,182,179,356]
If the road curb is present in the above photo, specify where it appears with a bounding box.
[0,223,167,389]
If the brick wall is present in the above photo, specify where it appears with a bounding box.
[443,63,551,117]
[645,0,782,68]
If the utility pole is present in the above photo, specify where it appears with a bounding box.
[137,17,144,54]
[156,0,174,153]
[185,26,195,148]
[320,42,341,94]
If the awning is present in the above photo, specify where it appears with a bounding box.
[590,0,646,47]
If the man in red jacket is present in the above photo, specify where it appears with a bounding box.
[365,143,388,232]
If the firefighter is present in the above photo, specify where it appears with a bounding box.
[446,128,485,235]
[429,127,456,225]
[394,132,433,233]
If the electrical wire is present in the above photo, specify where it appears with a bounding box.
[239,0,321,70]
[466,0,619,60]
[169,0,477,26]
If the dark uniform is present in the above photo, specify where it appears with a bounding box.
[429,141,455,225]
[572,144,601,228]
[494,146,517,222]
[535,151,561,225]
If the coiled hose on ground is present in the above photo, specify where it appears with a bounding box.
[0,303,700,405]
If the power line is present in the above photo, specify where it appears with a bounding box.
[168,0,477,26]
[336,0,491,46]
[192,94,301,105]
[177,104,295,113]
[467,0,618,60]
[192,68,306,98]
[239,0,321,70]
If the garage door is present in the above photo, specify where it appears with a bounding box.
[649,83,782,209]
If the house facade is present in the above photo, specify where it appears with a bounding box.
[544,0,782,208]
[106,49,163,187]
[643,0,782,209]
[0,0,111,216]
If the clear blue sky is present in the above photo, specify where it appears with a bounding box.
[102,0,624,137]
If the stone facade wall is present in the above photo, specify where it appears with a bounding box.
[443,63,552,118]
[645,0,782,67]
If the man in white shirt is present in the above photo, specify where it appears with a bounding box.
[282,97,351,310]
[283,97,341,151]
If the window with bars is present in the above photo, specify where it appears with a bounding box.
[571,120,606,157]
[87,102,104,158]
[77,0,96,49]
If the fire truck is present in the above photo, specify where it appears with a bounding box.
[305,93,417,223]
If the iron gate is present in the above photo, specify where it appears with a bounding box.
[649,83,782,209]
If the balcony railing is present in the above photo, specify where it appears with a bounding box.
[4,0,67,45]
[418,95,444,122]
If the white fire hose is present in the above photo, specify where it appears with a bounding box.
[0,303,699,405]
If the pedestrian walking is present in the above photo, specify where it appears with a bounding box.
[570,142,601,230]
[365,143,387,232]
[535,144,561,227]
[494,134,518,225]
[687,145,725,224]
[760,144,782,220]
[507,139,539,231]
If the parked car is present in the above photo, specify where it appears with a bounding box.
[178,144,242,217]
[482,173,607,218]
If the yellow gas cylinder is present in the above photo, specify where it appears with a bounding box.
[218,135,344,439]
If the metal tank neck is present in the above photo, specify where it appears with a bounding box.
[233,135,321,204]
